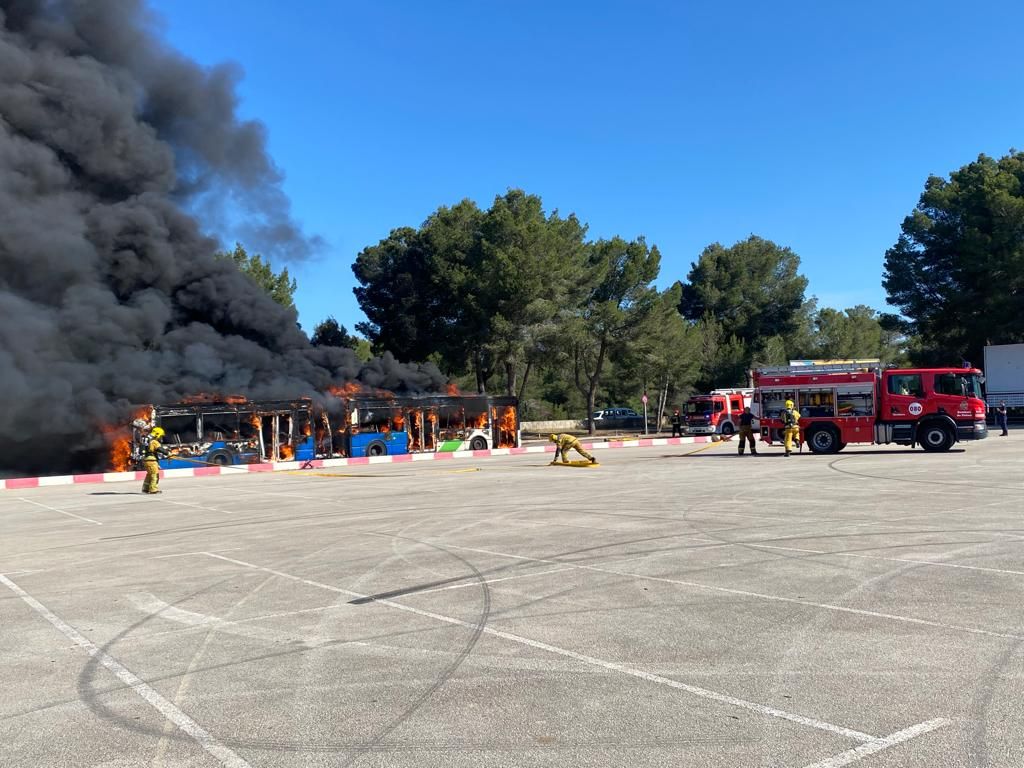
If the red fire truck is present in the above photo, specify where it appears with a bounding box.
[754,362,988,453]
[684,388,754,436]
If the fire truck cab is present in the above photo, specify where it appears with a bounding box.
[754,362,988,454]
[684,388,753,436]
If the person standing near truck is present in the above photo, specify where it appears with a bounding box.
[737,406,757,455]
[997,401,1009,436]
[781,400,800,457]
[671,409,683,437]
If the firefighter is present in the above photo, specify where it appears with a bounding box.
[549,433,596,464]
[670,409,683,437]
[142,426,168,494]
[737,406,757,455]
[781,399,800,457]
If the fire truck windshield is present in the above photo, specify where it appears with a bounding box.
[686,401,713,415]
[934,372,983,399]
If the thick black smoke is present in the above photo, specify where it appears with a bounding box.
[0,0,444,475]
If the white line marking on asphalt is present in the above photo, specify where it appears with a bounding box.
[155,548,242,560]
[17,497,102,526]
[441,544,1024,642]
[160,499,232,514]
[128,593,336,645]
[202,553,876,743]
[410,566,574,596]
[0,574,252,768]
[747,543,1024,577]
[799,718,950,768]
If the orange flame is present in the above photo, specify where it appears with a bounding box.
[105,405,152,472]
[106,428,132,472]
[280,444,295,460]
[446,382,460,396]
[494,406,518,448]
[328,382,363,398]
[182,393,213,404]
[393,412,406,430]
[413,410,424,451]
[469,412,488,429]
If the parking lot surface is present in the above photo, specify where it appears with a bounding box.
[2,436,1023,767]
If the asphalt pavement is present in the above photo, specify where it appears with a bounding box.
[2,435,1023,767]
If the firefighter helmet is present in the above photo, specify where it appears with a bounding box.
[549,433,558,442]
[150,427,165,439]
[784,400,794,409]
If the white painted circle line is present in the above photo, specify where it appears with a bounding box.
[0,574,252,768]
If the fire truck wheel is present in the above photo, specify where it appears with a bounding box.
[806,426,841,454]
[366,441,388,457]
[470,436,488,450]
[207,449,233,466]
[919,423,954,452]
[720,422,735,436]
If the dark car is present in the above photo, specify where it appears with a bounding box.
[590,407,645,430]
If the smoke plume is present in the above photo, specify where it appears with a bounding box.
[0,0,444,475]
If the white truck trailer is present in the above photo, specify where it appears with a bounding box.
[983,344,1024,407]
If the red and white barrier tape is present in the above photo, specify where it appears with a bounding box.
[0,436,709,491]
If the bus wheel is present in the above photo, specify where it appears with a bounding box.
[366,441,388,457]
[207,449,233,466]
[720,423,734,436]
[919,423,953,452]
[470,436,488,450]
[807,426,840,454]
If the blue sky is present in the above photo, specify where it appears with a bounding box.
[151,0,1024,333]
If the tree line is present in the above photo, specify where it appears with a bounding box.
[226,149,1024,429]
[349,190,902,428]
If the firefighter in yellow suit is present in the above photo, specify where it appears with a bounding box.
[549,433,597,464]
[142,427,167,494]
[782,400,800,457]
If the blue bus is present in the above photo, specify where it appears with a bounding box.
[338,394,520,458]
[132,398,317,469]
[130,394,521,468]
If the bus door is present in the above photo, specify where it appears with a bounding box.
[423,407,438,451]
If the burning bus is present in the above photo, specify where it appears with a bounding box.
[129,398,318,469]
[339,394,520,457]
[126,392,520,469]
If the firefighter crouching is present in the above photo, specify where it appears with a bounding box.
[782,400,800,457]
[142,427,169,494]
[549,433,597,464]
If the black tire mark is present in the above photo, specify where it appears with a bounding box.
[335,531,492,767]
[828,455,1024,493]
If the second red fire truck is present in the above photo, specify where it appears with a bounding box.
[683,388,754,436]
[754,362,988,453]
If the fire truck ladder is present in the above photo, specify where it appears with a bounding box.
[757,362,882,376]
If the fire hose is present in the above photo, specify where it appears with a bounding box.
[154,454,314,471]
[152,455,253,471]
